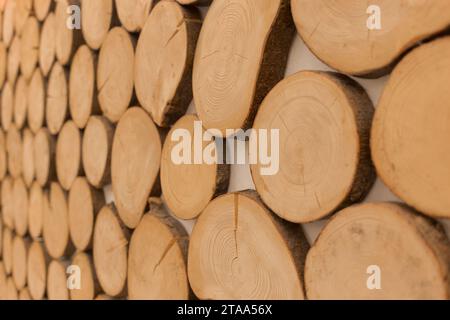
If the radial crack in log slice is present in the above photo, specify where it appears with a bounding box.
[291,0,450,77]
[372,37,450,219]
[251,71,375,223]
[128,206,191,299]
[135,1,201,127]
[188,191,309,300]
[193,0,295,135]
[111,107,162,229]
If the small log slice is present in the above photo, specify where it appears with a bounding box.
[20,16,40,80]
[70,252,100,300]
[0,41,6,88]
[27,69,46,133]
[127,206,190,300]
[46,62,69,134]
[13,178,28,236]
[115,0,153,33]
[22,128,35,187]
[1,177,14,229]
[7,36,20,85]
[82,115,114,188]
[372,37,450,219]
[161,114,230,220]
[56,120,83,190]
[111,107,162,228]
[14,0,32,35]
[39,12,56,77]
[28,181,45,239]
[69,45,99,129]
[27,241,49,300]
[2,227,13,274]
[34,0,54,22]
[2,0,15,47]
[55,0,83,65]
[47,259,70,300]
[134,1,201,127]
[93,205,130,297]
[1,82,13,130]
[193,0,295,134]
[81,0,117,50]
[6,124,22,178]
[33,128,56,187]
[305,202,450,299]
[97,27,135,123]
[12,235,30,290]
[14,75,28,129]
[68,177,105,251]
[0,130,6,180]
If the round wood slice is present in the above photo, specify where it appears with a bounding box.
[6,124,22,178]
[115,0,153,33]
[39,12,56,77]
[34,0,54,22]
[292,1,450,77]
[27,241,49,300]
[13,178,28,236]
[34,128,56,187]
[0,130,6,180]
[81,0,116,50]
[28,181,45,239]
[12,235,29,290]
[47,259,70,300]
[69,45,99,129]
[14,0,32,35]
[7,35,20,85]
[82,116,114,188]
[2,227,13,274]
[1,82,13,130]
[193,0,294,134]
[19,287,31,300]
[22,128,35,187]
[161,114,230,220]
[20,16,40,80]
[2,0,15,47]
[251,71,375,223]
[14,75,28,129]
[128,207,190,299]
[70,252,99,300]
[27,69,46,133]
[5,277,17,300]
[135,1,200,127]
[46,62,69,134]
[372,37,450,219]
[0,41,6,88]
[56,120,83,190]
[44,182,73,259]
[1,177,14,229]
[177,0,212,5]
[111,107,162,228]
[97,27,135,123]
[306,202,450,299]
[93,204,129,297]
[68,177,105,251]
[188,191,308,299]
[0,263,6,299]
[55,0,83,65]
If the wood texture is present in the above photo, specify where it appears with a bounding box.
[27,241,49,300]
[20,16,40,80]
[47,259,70,300]
[28,181,45,239]
[34,0,54,21]
[46,62,69,134]
[7,35,20,85]
[22,128,35,187]
[70,252,100,300]
[81,0,117,50]
[55,0,83,65]
[13,75,28,129]
[6,123,22,178]
[13,177,28,236]
[33,128,56,187]
[39,12,56,77]
[1,82,13,130]
[115,0,153,33]
[27,69,46,133]
[12,235,29,290]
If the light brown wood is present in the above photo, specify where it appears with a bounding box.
[70,252,100,300]
[0,263,6,299]
[0,130,6,180]
[372,37,450,219]
[55,0,83,65]
[93,205,129,297]
[0,41,6,88]
[1,177,14,229]
[27,241,49,300]
[7,35,20,85]
[2,0,15,47]
[95,294,114,300]
[111,107,162,228]
[46,62,69,134]
[13,178,28,236]
[44,182,73,259]
[14,0,32,35]
[19,287,31,300]
[56,120,83,190]
[69,45,99,128]
[34,0,54,21]
[161,114,230,220]
[68,177,105,251]
[13,75,28,129]
[0,218,2,257]
[6,123,22,178]
[1,81,13,130]
[33,128,56,187]
[82,115,114,188]
[177,0,212,6]
[2,227,13,274]
[5,277,18,300]
[28,181,45,239]
[22,128,35,187]
[193,0,294,135]
[27,68,46,133]
[252,71,375,223]
[306,202,450,299]
[128,206,190,300]
[81,0,117,50]
[292,0,450,77]
[97,27,135,123]
[39,12,56,77]
[47,259,70,300]
[115,0,153,33]
[12,235,30,290]
[20,16,40,80]
[188,191,308,299]
[135,1,200,127]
